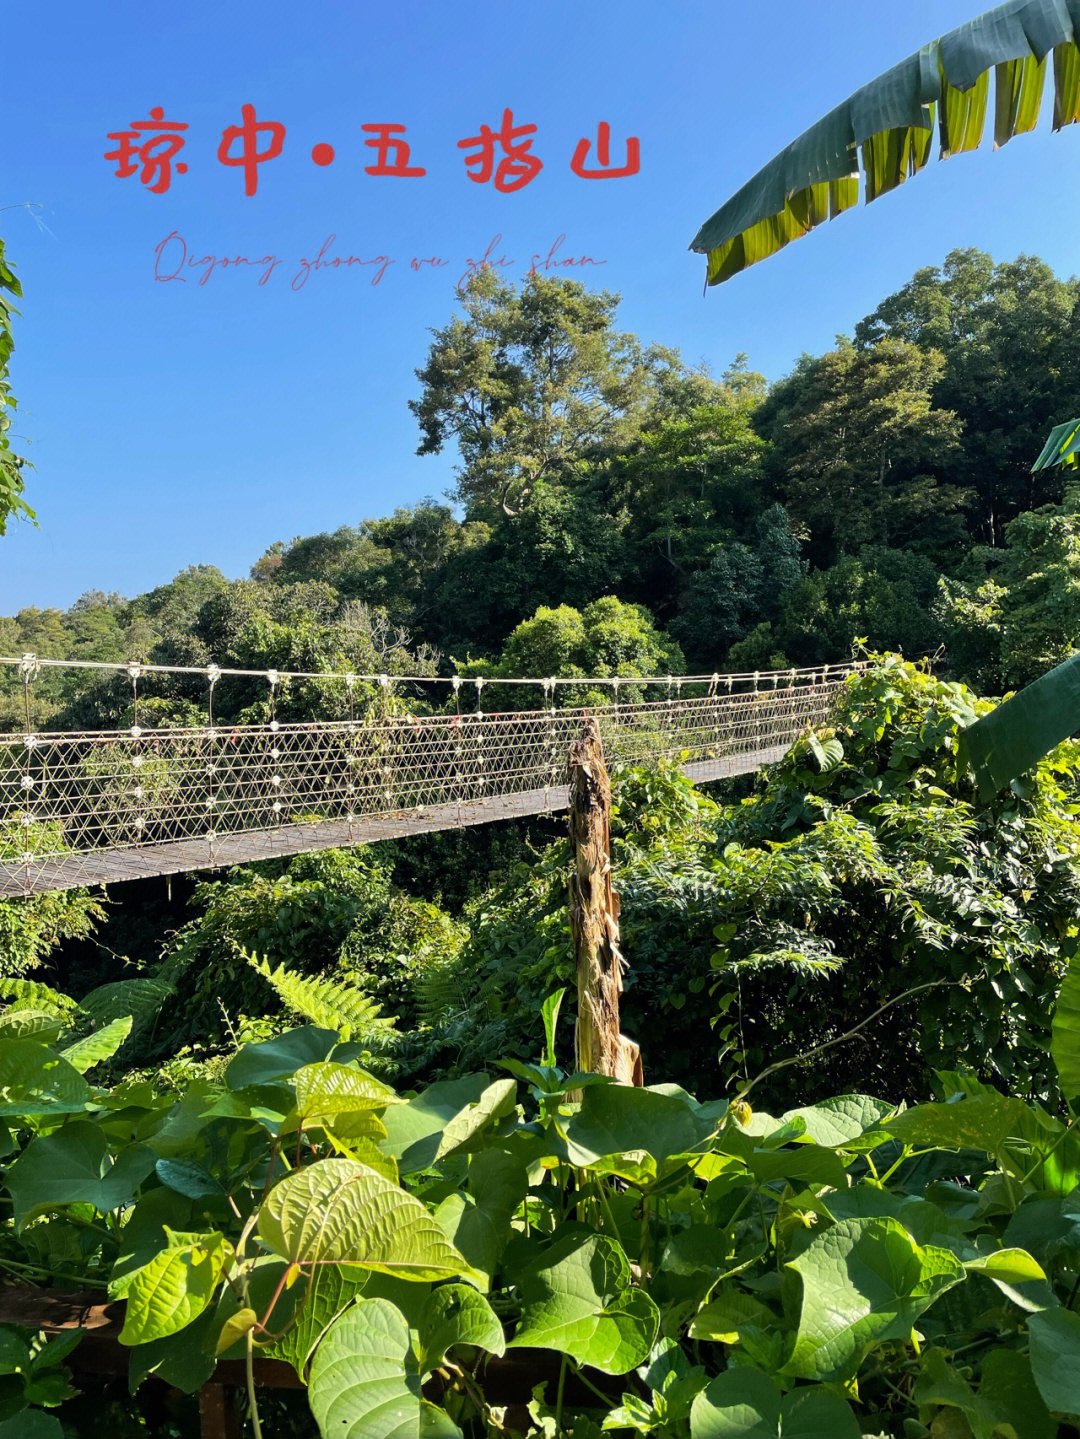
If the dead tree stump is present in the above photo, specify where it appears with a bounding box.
[567,717,642,1085]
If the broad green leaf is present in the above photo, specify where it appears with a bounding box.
[308,1297,461,1439]
[689,1291,778,1343]
[780,1095,896,1148]
[910,1347,998,1439]
[332,1135,399,1183]
[566,1084,713,1184]
[119,1230,232,1345]
[509,1233,659,1374]
[0,1039,90,1117]
[225,1025,340,1091]
[434,1148,528,1286]
[1028,1307,1080,1416]
[0,1414,63,1439]
[1004,1194,1080,1266]
[784,1217,965,1383]
[874,1095,1030,1155]
[145,1081,222,1158]
[110,1187,197,1298]
[258,1157,474,1281]
[978,1347,1055,1439]
[819,1186,963,1247]
[127,1301,219,1394]
[912,1345,1055,1439]
[265,1263,369,1379]
[381,1074,492,1171]
[1052,951,1080,1107]
[5,1122,155,1229]
[962,1248,1045,1284]
[690,1368,860,1439]
[0,1009,65,1043]
[418,1284,505,1371]
[154,1157,225,1200]
[433,1078,517,1162]
[60,1016,133,1073]
[689,5,1080,290]
[292,1061,401,1120]
[959,651,1080,800]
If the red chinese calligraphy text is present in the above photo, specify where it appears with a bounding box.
[362,124,426,176]
[218,105,286,196]
[457,109,542,193]
[105,108,189,194]
[571,122,640,179]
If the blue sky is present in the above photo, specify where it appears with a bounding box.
[4,0,1080,614]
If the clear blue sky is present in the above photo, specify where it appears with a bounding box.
[4,0,1080,614]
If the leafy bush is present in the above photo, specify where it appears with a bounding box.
[149,848,463,1061]
[0,972,1079,1436]
[447,657,1080,1105]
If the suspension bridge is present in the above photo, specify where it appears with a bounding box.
[0,657,861,897]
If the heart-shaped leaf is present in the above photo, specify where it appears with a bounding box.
[6,1122,155,1229]
[258,1158,475,1282]
[418,1284,504,1371]
[119,1230,232,1346]
[308,1297,461,1439]
[690,1368,860,1439]
[509,1233,658,1374]
[784,1217,965,1382]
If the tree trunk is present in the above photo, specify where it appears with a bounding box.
[567,717,642,1085]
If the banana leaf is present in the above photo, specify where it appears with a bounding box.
[692,0,1080,286]
[958,652,1080,799]
[1033,417,1080,470]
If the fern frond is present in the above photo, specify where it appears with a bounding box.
[414,953,472,1028]
[245,952,395,1042]
[0,978,79,1016]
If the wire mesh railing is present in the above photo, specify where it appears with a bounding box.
[0,658,861,895]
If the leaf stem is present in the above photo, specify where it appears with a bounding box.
[245,1327,263,1439]
[555,1352,568,1437]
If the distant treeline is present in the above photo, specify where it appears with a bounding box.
[4,249,1080,730]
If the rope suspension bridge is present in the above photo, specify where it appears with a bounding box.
[0,656,862,897]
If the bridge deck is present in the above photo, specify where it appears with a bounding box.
[0,746,786,897]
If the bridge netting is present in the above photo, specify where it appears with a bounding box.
[0,659,860,896]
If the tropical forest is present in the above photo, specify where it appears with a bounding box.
[6,10,1080,1434]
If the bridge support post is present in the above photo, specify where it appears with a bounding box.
[567,718,642,1085]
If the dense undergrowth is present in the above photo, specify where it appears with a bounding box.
[1,959,1080,1437]
[1,657,1080,1435]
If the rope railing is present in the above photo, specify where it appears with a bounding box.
[0,659,864,896]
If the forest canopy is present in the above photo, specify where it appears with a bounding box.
[4,249,1078,722]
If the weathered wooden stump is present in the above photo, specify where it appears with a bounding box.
[567,717,642,1085]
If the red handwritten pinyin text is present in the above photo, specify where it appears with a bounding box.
[152,233,605,290]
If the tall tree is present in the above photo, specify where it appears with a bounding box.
[759,338,964,566]
[856,249,1080,543]
[411,270,698,515]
